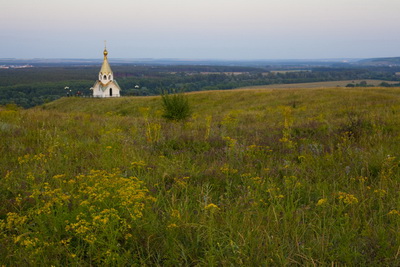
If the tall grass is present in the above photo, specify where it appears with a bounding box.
[1,87,400,265]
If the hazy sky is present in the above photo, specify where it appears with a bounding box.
[1,0,399,59]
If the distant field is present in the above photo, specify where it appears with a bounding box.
[242,79,398,89]
[269,70,311,74]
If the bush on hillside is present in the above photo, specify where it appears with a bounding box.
[161,90,191,121]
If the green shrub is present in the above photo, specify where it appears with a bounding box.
[161,91,191,121]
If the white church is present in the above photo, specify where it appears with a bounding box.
[91,46,121,97]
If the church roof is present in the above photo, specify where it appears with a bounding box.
[92,80,121,92]
[100,48,113,75]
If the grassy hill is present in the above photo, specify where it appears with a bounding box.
[42,85,399,115]
[2,87,400,265]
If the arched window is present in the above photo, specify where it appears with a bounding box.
[104,75,107,80]
[109,75,111,80]
[109,88,113,96]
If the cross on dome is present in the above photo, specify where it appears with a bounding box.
[100,41,112,75]
[103,40,108,57]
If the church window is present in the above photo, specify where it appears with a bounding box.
[104,75,107,80]
[110,88,113,96]
[109,75,111,80]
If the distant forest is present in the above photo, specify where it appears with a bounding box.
[1,65,400,108]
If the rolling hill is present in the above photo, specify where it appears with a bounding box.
[2,87,400,265]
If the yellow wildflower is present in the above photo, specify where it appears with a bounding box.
[373,189,387,197]
[316,198,328,206]
[174,176,189,187]
[130,160,147,168]
[124,233,133,240]
[204,203,220,211]
[223,136,237,148]
[60,238,71,246]
[356,176,368,183]
[6,212,28,229]
[167,223,178,229]
[220,164,238,175]
[337,192,358,205]
[388,210,400,216]
[52,174,66,180]
[241,173,252,178]
[171,209,181,219]
[251,176,263,184]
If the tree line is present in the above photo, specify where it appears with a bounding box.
[0,65,399,108]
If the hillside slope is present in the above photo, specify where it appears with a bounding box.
[2,87,400,265]
[42,86,400,118]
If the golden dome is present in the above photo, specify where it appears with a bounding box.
[100,48,112,76]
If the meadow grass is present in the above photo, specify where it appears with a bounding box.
[1,87,400,265]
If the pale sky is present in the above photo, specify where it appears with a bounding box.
[1,0,399,60]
